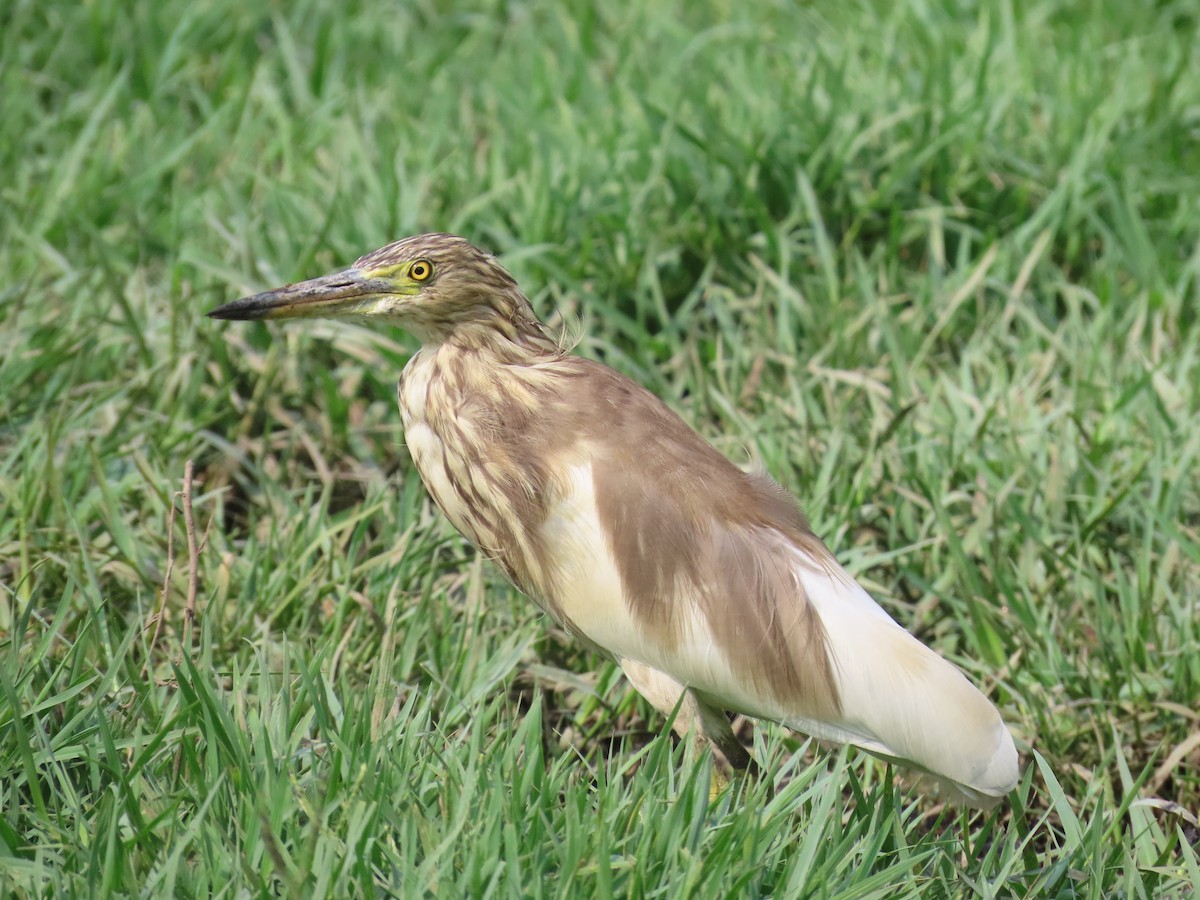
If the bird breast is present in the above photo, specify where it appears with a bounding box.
[396,346,567,608]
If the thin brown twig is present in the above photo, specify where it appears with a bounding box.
[180,460,199,658]
[142,488,179,680]
[1149,730,1200,796]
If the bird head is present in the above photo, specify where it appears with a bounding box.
[208,233,550,350]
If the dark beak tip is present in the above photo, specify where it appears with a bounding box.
[206,298,265,321]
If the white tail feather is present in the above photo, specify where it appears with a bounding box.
[791,556,1018,806]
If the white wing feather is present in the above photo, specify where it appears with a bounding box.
[541,461,1018,806]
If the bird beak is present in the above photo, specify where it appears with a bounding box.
[207,268,396,321]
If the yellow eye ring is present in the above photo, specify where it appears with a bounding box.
[409,260,433,282]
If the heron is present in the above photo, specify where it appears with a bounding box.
[208,233,1019,807]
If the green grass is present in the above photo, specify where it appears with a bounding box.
[2,0,1199,894]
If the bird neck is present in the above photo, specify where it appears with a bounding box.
[434,287,560,363]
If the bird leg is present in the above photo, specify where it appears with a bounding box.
[619,658,758,797]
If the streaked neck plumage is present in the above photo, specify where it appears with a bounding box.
[403,279,561,364]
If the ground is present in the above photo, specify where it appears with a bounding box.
[1,0,1198,895]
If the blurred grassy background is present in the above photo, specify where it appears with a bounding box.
[1,0,1198,895]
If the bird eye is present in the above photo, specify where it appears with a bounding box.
[409,260,433,282]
